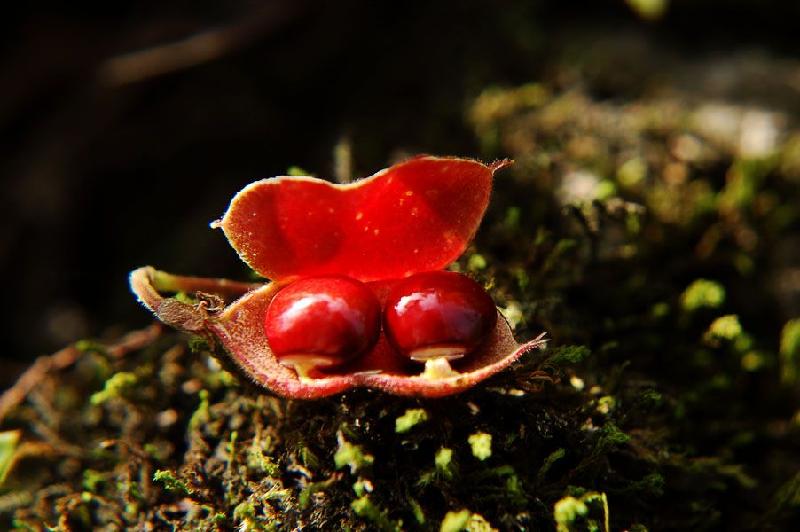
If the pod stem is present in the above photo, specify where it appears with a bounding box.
[150,269,261,297]
[130,266,263,335]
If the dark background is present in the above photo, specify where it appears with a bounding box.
[2,0,799,386]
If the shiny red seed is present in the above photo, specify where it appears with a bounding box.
[383,270,497,362]
[265,277,381,376]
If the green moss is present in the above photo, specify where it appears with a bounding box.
[247,439,280,476]
[233,501,278,532]
[395,408,429,434]
[780,319,800,385]
[435,447,454,475]
[595,180,617,201]
[440,509,471,532]
[286,166,312,177]
[0,431,19,487]
[187,335,211,353]
[153,470,190,495]
[490,466,526,506]
[554,496,589,530]
[537,448,566,485]
[503,206,522,231]
[408,496,426,525]
[547,345,591,367]
[596,396,616,415]
[623,473,665,498]
[704,315,743,343]
[334,431,374,474]
[719,158,775,212]
[617,157,647,187]
[298,476,338,509]
[554,492,609,532]
[466,254,488,272]
[681,279,726,311]
[352,478,370,497]
[351,495,401,531]
[89,371,137,405]
[74,339,108,355]
[625,0,668,20]
[81,469,107,492]
[593,424,630,456]
[765,470,800,524]
[188,389,210,431]
[468,433,492,461]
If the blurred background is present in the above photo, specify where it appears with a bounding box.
[2,0,800,386]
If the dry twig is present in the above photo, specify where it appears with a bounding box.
[0,324,163,424]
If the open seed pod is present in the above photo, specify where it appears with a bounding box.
[130,156,546,398]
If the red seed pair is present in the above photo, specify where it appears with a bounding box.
[265,271,497,377]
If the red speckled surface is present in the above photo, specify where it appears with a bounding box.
[215,156,505,282]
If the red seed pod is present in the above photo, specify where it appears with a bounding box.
[383,271,497,362]
[131,156,549,399]
[265,277,380,376]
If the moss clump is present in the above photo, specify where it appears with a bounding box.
[152,470,191,495]
[435,447,455,476]
[89,371,137,405]
[553,491,609,532]
[681,279,726,311]
[440,509,496,532]
[350,495,401,531]
[704,315,743,344]
[395,408,429,434]
[467,433,492,461]
[334,431,375,474]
